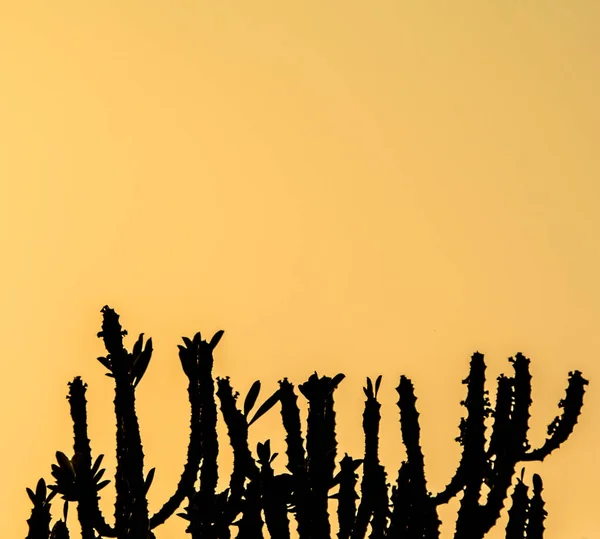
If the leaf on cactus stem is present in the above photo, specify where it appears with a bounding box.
[182,337,193,349]
[63,500,68,522]
[26,488,36,504]
[244,380,261,417]
[133,338,153,388]
[248,389,280,426]
[375,375,382,396]
[132,333,144,358]
[145,468,156,493]
[91,454,104,476]
[363,387,369,398]
[56,452,75,477]
[257,441,269,462]
[96,356,111,370]
[366,377,373,396]
[35,478,46,501]
[97,480,110,491]
[270,452,279,464]
[210,329,224,349]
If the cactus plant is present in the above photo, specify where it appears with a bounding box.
[24,307,589,538]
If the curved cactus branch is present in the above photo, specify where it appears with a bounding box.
[522,370,589,461]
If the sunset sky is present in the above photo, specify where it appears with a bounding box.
[1,2,598,538]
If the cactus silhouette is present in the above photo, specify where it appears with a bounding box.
[24,307,589,538]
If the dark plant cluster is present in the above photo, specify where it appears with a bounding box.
[24,307,589,539]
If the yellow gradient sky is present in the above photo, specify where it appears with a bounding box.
[1,2,598,538]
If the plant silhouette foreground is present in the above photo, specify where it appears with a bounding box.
[24,307,589,539]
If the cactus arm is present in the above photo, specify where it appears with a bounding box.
[66,378,116,537]
[522,370,589,461]
[113,372,150,537]
[479,355,533,534]
[396,376,441,539]
[278,379,311,539]
[196,332,220,531]
[324,374,344,485]
[510,354,533,453]
[216,376,259,528]
[433,354,491,507]
[299,373,344,538]
[149,337,204,528]
[278,379,306,476]
[367,388,390,539]
[97,307,150,538]
[452,353,491,539]
[478,375,517,533]
[351,378,384,539]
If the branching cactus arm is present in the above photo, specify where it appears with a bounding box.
[510,354,533,453]
[479,374,516,531]
[96,306,151,538]
[479,354,532,535]
[278,379,310,539]
[299,372,345,539]
[482,358,588,535]
[198,332,221,498]
[434,353,491,510]
[522,369,589,461]
[149,333,221,528]
[351,376,384,539]
[395,376,441,539]
[365,377,389,539]
[194,331,221,534]
[63,378,115,537]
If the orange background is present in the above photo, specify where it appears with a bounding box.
[1,2,598,538]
